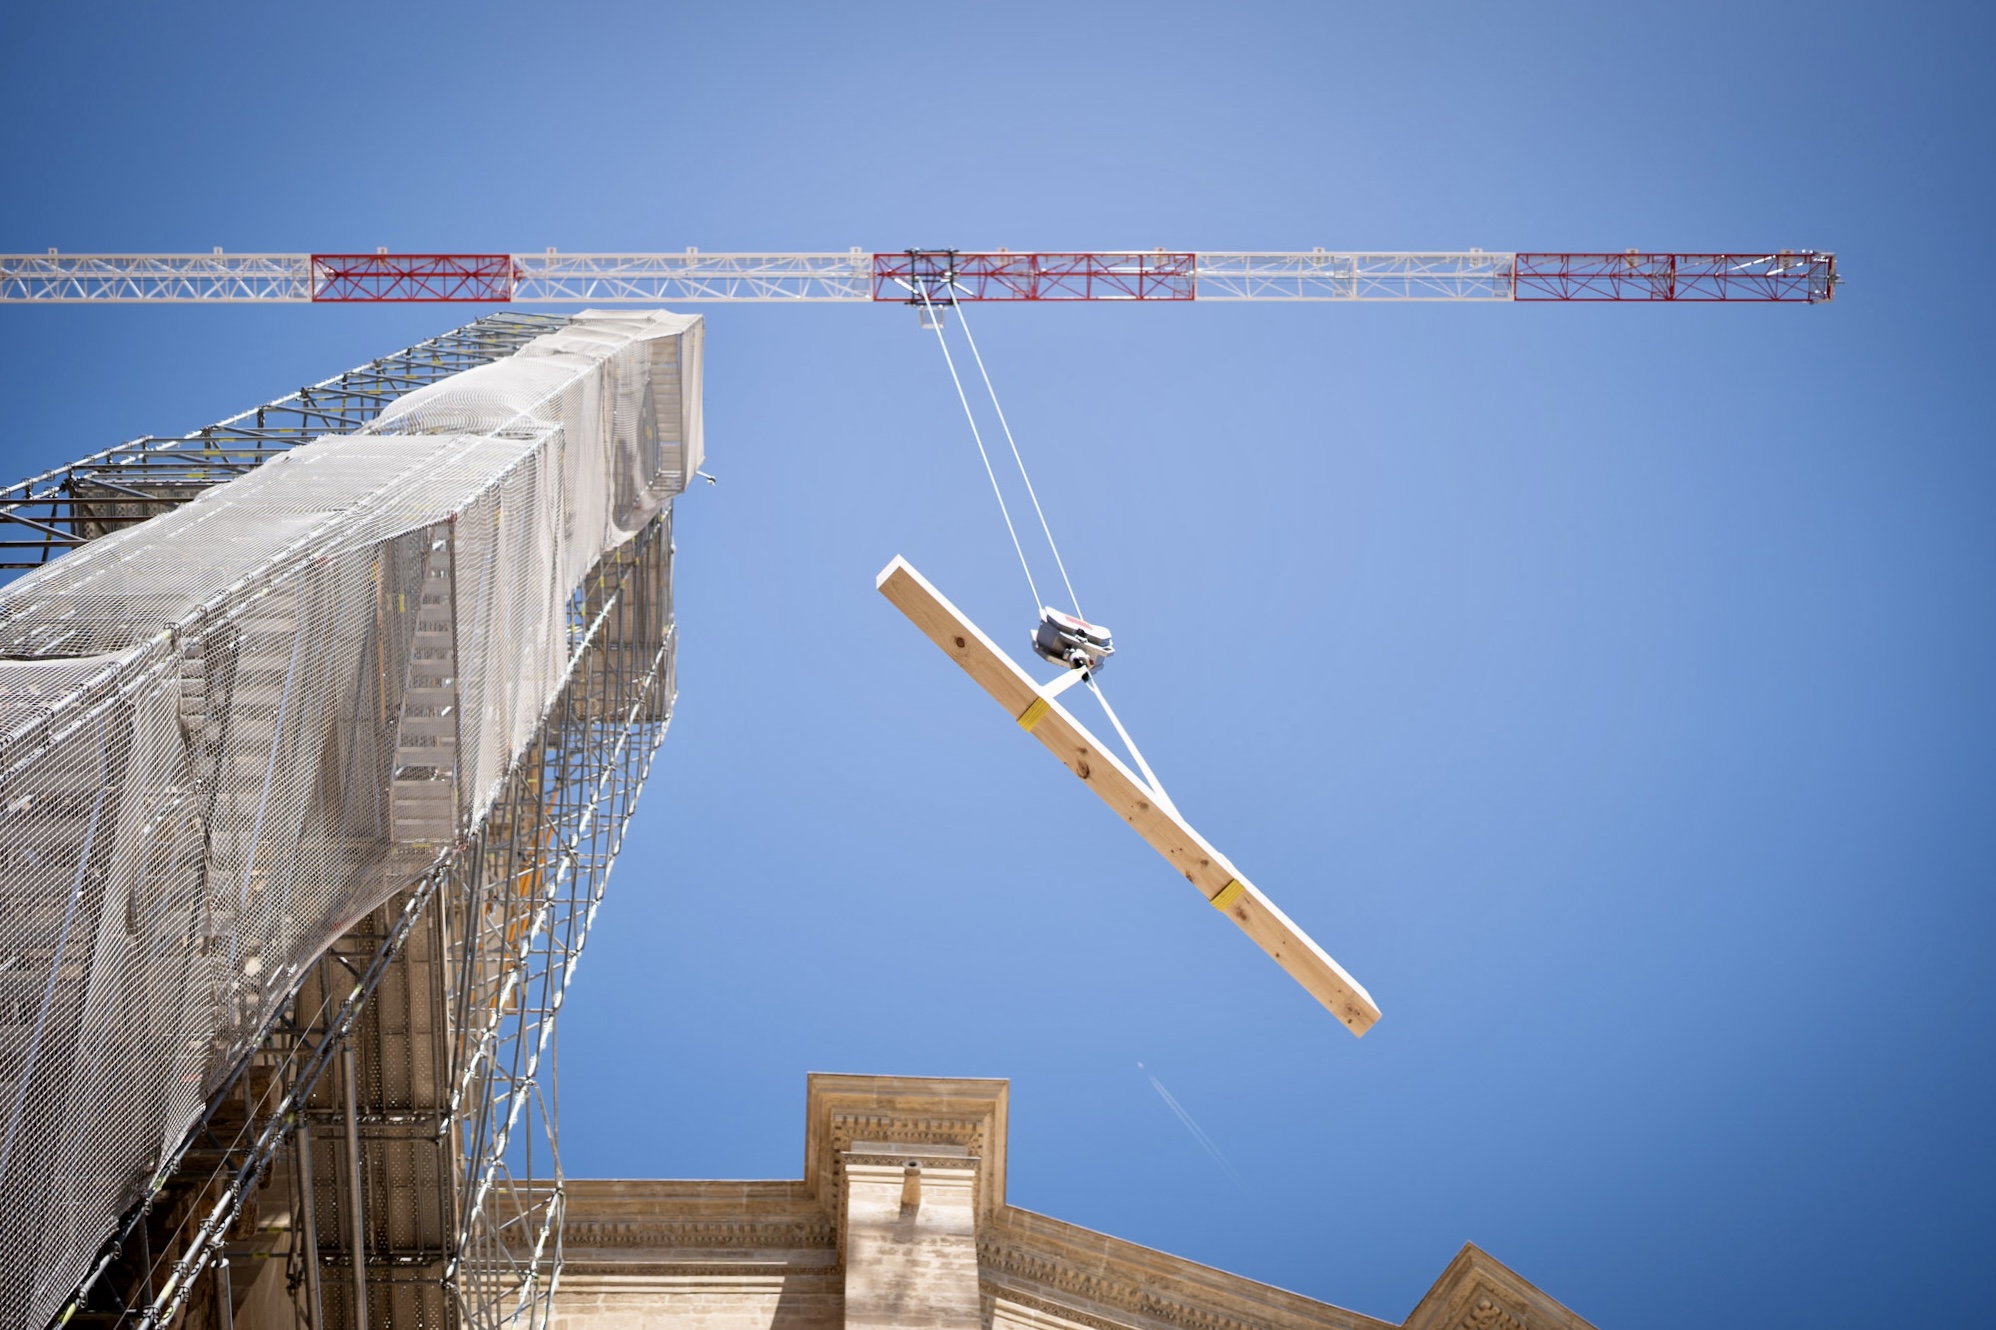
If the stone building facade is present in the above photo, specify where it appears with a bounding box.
[552,1075,1598,1330]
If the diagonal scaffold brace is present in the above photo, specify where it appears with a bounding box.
[877,555,1380,1037]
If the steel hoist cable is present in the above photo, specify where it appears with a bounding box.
[916,283,1043,617]
[913,282,1178,807]
[944,285,1086,622]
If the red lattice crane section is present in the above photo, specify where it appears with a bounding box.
[311,252,515,302]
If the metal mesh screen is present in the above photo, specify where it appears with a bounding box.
[0,310,702,1329]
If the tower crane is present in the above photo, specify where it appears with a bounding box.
[0,241,1833,1330]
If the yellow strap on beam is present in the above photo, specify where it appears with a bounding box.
[1209,879,1245,911]
[1017,697,1050,732]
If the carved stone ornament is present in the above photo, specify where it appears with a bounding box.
[1460,1297,1527,1330]
[563,1217,836,1251]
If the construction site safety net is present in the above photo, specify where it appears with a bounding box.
[0,310,703,1327]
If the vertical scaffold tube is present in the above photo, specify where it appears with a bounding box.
[296,1119,325,1330]
[341,1043,368,1330]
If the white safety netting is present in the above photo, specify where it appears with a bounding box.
[0,310,702,1328]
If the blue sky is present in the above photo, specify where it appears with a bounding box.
[3,2,1991,1325]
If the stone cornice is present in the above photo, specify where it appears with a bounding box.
[563,1216,837,1252]
[555,1265,845,1286]
[564,1177,816,1215]
[979,1211,1395,1330]
[988,1283,1158,1330]
[562,1179,837,1264]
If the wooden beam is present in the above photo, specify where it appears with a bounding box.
[876,556,1380,1037]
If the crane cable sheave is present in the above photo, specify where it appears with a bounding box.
[1033,607,1114,674]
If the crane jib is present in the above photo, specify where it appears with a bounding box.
[0,249,1837,303]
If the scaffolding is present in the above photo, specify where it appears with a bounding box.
[0,310,701,1329]
[0,314,567,570]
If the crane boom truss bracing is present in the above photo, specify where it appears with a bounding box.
[0,248,1838,304]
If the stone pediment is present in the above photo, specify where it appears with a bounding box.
[1399,1244,1596,1330]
